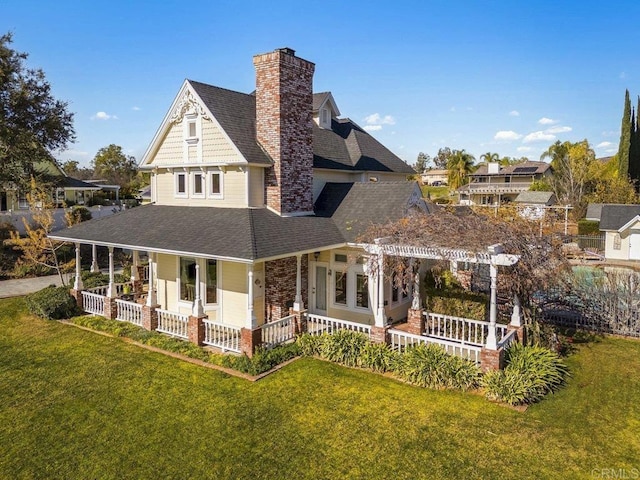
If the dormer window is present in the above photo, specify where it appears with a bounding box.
[320,107,331,129]
[184,113,199,145]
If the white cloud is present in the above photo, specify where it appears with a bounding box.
[363,125,382,132]
[517,146,533,153]
[523,131,556,143]
[596,141,613,148]
[92,111,117,120]
[605,148,617,154]
[545,125,572,134]
[538,117,557,125]
[132,106,141,111]
[494,130,522,141]
[509,110,520,117]
[364,113,395,126]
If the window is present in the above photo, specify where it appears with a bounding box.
[206,259,217,304]
[188,121,197,138]
[209,171,222,198]
[320,107,330,128]
[334,253,347,263]
[335,272,347,305]
[193,172,204,196]
[175,173,187,197]
[356,274,368,308]
[179,257,197,302]
[614,234,621,250]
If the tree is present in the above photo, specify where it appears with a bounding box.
[480,152,499,164]
[433,147,453,169]
[541,140,595,218]
[446,150,475,190]
[0,33,75,189]
[91,144,138,196]
[414,152,431,174]
[61,159,94,180]
[617,89,632,177]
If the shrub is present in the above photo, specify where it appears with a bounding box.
[482,343,569,405]
[25,286,80,320]
[0,221,17,242]
[393,343,481,390]
[360,342,398,373]
[577,219,600,236]
[296,333,326,356]
[320,329,368,367]
[80,271,129,289]
[70,206,92,223]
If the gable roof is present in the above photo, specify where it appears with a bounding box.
[60,177,102,190]
[472,161,551,176]
[315,181,434,241]
[514,191,556,205]
[313,92,340,116]
[599,204,640,231]
[49,205,345,262]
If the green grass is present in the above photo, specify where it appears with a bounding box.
[1,297,639,479]
[421,185,450,200]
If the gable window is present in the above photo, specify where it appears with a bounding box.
[206,259,217,304]
[614,233,621,250]
[179,257,197,302]
[175,172,187,197]
[188,121,197,138]
[193,172,204,197]
[209,171,223,198]
[320,107,331,128]
[184,114,199,145]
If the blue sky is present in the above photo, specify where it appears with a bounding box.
[4,0,640,168]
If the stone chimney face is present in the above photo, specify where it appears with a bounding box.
[253,48,315,215]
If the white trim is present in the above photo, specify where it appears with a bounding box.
[174,172,188,198]
[176,256,220,309]
[617,215,640,233]
[191,171,205,198]
[207,170,223,199]
[330,249,372,313]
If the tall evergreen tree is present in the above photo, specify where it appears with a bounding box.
[617,89,632,177]
[631,97,640,190]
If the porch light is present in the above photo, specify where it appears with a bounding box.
[313,251,320,261]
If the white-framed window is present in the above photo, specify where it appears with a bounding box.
[614,233,621,250]
[175,172,187,197]
[208,171,223,199]
[178,257,219,306]
[320,107,331,129]
[179,257,197,302]
[192,172,205,198]
[205,259,218,305]
[184,114,199,145]
[331,251,371,311]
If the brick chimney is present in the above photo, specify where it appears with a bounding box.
[253,48,315,216]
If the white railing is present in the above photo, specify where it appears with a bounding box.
[156,309,189,339]
[115,299,143,326]
[389,328,482,364]
[81,291,105,316]
[203,320,241,352]
[305,313,371,336]
[86,282,131,297]
[497,329,518,350]
[425,313,507,346]
[262,314,298,348]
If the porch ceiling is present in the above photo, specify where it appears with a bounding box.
[49,204,346,262]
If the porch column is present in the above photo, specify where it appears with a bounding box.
[106,246,116,298]
[485,263,498,350]
[241,263,261,357]
[246,264,257,329]
[407,260,425,336]
[293,254,303,311]
[192,263,204,317]
[376,252,386,327]
[130,250,140,282]
[508,294,526,344]
[145,252,157,306]
[90,244,99,273]
[73,243,83,291]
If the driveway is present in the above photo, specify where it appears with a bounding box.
[0,205,122,235]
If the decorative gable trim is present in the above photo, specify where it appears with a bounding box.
[170,89,210,124]
[618,215,640,233]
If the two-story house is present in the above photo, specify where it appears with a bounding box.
[51,48,427,355]
[457,161,553,206]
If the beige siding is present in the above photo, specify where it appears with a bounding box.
[201,119,243,162]
[156,253,177,312]
[152,122,184,165]
[248,166,265,207]
[605,230,633,260]
[221,261,248,328]
[154,166,247,207]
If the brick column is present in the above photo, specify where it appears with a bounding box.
[240,327,262,358]
[103,297,118,320]
[507,324,526,344]
[406,308,424,335]
[188,315,207,346]
[370,325,389,345]
[142,304,159,331]
[480,347,505,372]
[70,289,84,310]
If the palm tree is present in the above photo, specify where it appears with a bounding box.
[447,150,476,190]
[480,152,499,164]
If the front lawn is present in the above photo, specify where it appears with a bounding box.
[1,297,638,479]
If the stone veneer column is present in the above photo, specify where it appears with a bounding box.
[480,347,505,372]
[103,297,118,320]
[264,255,308,322]
[406,308,424,336]
[142,304,159,332]
[253,47,315,215]
[188,314,207,346]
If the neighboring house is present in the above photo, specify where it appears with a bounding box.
[50,48,519,369]
[420,169,448,186]
[600,204,640,261]
[457,161,553,206]
[585,203,605,222]
[0,157,100,211]
[513,191,556,207]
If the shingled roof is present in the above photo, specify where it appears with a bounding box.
[50,205,345,262]
[188,80,412,174]
[472,161,551,176]
[599,204,640,231]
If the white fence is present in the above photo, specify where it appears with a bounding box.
[497,328,518,350]
[81,291,105,316]
[305,313,372,337]
[424,313,507,345]
[156,309,189,339]
[203,320,241,352]
[389,328,482,364]
[86,282,130,297]
[115,299,143,326]
[262,314,297,348]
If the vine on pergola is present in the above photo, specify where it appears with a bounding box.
[357,207,569,313]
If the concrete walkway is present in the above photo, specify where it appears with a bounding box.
[0,273,68,299]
